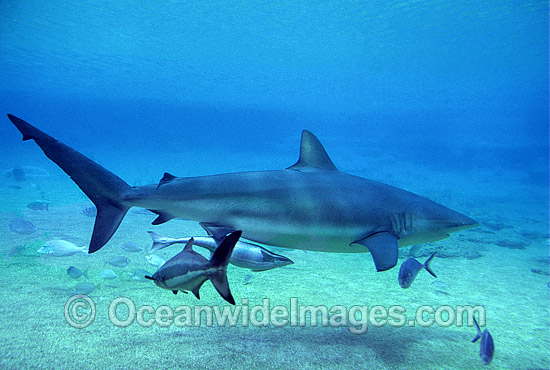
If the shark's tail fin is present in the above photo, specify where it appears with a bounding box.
[209,230,241,305]
[7,114,132,253]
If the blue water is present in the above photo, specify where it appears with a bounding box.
[0,1,548,369]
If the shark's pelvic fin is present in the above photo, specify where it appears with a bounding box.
[7,114,132,253]
[200,222,235,242]
[352,232,398,272]
[287,130,338,171]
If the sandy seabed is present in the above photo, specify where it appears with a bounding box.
[0,147,548,370]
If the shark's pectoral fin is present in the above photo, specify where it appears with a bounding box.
[191,284,203,300]
[353,232,398,272]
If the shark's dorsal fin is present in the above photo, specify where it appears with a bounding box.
[183,238,195,251]
[287,130,338,171]
[156,172,177,189]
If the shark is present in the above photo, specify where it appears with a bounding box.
[145,231,242,304]
[6,114,478,272]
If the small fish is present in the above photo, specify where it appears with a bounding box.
[9,218,37,235]
[145,231,241,304]
[7,244,23,258]
[71,283,95,295]
[4,166,50,180]
[67,266,86,279]
[472,317,494,365]
[27,201,49,211]
[129,269,151,282]
[107,256,130,267]
[38,240,87,257]
[243,274,253,285]
[398,252,437,288]
[11,166,26,181]
[100,269,118,279]
[81,205,97,217]
[7,185,22,190]
[145,254,166,268]
[120,242,143,252]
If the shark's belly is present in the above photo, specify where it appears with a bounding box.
[223,217,372,253]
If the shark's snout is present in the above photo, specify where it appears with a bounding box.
[447,212,479,232]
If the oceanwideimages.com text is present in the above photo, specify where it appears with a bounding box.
[65,295,486,334]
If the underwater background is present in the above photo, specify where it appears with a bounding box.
[0,1,548,369]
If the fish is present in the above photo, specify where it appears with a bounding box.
[67,266,87,279]
[27,201,49,211]
[129,269,151,282]
[107,256,130,267]
[3,165,50,180]
[148,227,294,271]
[7,245,23,258]
[38,240,87,257]
[145,254,166,268]
[80,205,97,217]
[145,230,241,304]
[100,269,118,279]
[11,166,26,181]
[71,283,95,295]
[9,218,37,235]
[472,317,495,365]
[398,252,437,288]
[120,242,144,252]
[7,114,478,272]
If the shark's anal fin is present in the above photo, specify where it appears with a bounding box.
[352,232,398,272]
[151,210,175,225]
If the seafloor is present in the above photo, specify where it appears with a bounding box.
[0,141,548,370]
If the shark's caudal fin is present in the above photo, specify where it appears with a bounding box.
[7,114,132,253]
[209,230,242,305]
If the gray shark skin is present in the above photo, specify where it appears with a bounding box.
[6,114,478,272]
[145,230,241,304]
[147,225,294,272]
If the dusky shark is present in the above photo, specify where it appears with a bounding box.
[145,230,241,304]
[6,114,478,272]
[147,224,294,272]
